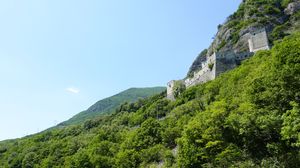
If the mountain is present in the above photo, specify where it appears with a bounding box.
[187,0,300,77]
[0,0,299,167]
[60,87,166,126]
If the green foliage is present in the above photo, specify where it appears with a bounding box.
[115,149,140,168]
[281,102,300,147]
[67,149,92,168]
[224,0,286,45]
[281,0,292,8]
[22,152,38,168]
[216,40,226,51]
[131,118,162,150]
[172,81,186,98]
[271,24,290,42]
[144,99,170,119]
[61,87,166,125]
[264,4,281,15]
[208,63,214,70]
[176,33,300,167]
[0,7,300,168]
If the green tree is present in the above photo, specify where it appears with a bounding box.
[173,81,186,98]
[132,118,162,150]
[22,152,38,168]
[71,149,93,168]
[115,150,140,168]
[281,102,300,147]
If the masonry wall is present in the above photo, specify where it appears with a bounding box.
[184,53,216,87]
[248,29,270,52]
[167,28,270,100]
[167,80,175,100]
[215,51,237,76]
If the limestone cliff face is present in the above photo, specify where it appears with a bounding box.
[186,49,207,78]
[187,0,300,77]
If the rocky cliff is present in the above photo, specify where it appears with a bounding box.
[187,0,300,77]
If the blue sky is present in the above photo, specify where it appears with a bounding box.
[0,0,241,141]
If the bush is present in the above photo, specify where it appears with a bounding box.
[173,81,186,98]
[281,0,292,8]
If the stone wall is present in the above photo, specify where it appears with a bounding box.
[248,28,270,53]
[167,28,270,100]
[215,51,236,76]
[167,80,176,100]
[184,53,216,87]
[184,51,239,88]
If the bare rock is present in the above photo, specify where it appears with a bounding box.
[285,2,300,15]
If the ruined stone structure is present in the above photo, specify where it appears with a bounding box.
[185,52,216,87]
[167,80,176,100]
[184,51,252,88]
[167,28,270,100]
[248,28,270,53]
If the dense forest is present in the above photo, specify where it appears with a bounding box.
[0,32,299,168]
[0,0,300,167]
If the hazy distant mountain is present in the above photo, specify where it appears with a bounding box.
[60,87,166,126]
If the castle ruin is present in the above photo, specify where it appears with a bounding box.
[167,80,176,100]
[248,28,270,52]
[167,28,270,100]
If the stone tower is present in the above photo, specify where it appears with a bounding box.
[248,28,270,53]
[167,80,176,100]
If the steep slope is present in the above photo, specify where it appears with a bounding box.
[0,1,299,167]
[187,0,300,77]
[0,33,299,167]
[60,87,166,126]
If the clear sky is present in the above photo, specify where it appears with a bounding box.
[0,0,241,141]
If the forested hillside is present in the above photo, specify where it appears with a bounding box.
[60,87,166,126]
[0,0,300,167]
[0,32,299,168]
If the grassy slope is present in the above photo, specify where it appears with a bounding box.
[60,87,166,126]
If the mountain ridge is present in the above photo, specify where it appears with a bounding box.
[60,87,166,126]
